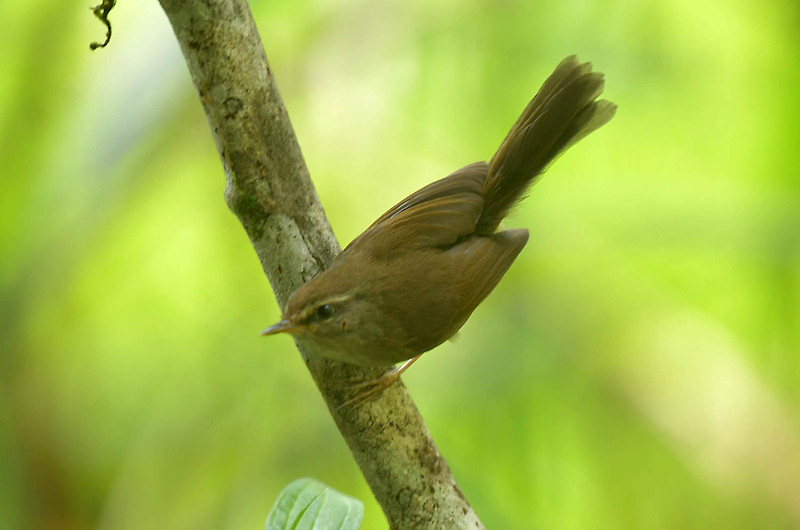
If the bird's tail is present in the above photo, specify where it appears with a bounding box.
[476,56,616,234]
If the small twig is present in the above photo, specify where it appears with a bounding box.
[89,0,117,50]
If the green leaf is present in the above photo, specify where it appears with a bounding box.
[266,478,364,530]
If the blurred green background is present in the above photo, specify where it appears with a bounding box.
[2,0,799,528]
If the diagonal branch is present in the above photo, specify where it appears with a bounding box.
[157,1,484,528]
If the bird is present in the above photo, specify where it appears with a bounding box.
[262,55,616,403]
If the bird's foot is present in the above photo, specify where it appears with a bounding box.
[337,355,422,409]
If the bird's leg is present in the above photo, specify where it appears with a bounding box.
[339,355,423,408]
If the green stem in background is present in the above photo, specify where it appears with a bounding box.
[89,0,117,50]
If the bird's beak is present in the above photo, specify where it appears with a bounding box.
[260,319,300,336]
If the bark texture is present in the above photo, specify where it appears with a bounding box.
[157,1,484,528]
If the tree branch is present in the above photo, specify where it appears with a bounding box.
[157,1,483,527]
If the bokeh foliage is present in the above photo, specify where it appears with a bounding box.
[1,0,799,529]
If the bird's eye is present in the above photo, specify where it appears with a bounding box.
[316,304,335,320]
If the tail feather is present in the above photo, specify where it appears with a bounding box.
[477,56,616,234]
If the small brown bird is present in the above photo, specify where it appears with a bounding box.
[262,56,615,400]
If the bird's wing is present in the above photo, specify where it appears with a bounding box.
[347,162,488,256]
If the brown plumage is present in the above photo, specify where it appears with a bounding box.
[263,56,616,376]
